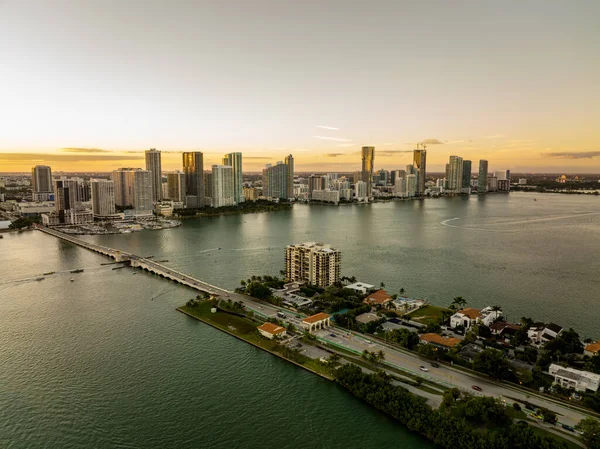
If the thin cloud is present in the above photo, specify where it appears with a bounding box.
[243,156,272,160]
[379,150,414,156]
[0,152,142,162]
[542,151,600,159]
[421,138,444,145]
[324,153,346,157]
[316,125,339,130]
[446,140,465,144]
[312,136,352,142]
[483,135,503,139]
[61,147,111,153]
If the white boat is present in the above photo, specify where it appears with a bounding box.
[70,278,75,282]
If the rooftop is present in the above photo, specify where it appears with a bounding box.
[302,312,331,324]
[364,289,392,305]
[546,322,564,333]
[586,340,600,354]
[258,322,286,335]
[355,312,381,324]
[456,308,482,320]
[420,333,461,348]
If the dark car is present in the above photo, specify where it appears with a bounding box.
[562,424,575,432]
[472,385,482,392]
[431,362,440,368]
[330,333,336,338]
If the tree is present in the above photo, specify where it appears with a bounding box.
[380,281,386,289]
[513,402,521,412]
[576,417,600,449]
[399,287,405,296]
[450,296,467,309]
[473,348,511,380]
[387,328,419,350]
[245,281,272,300]
[538,407,557,424]
[376,350,385,363]
[240,279,246,287]
[545,327,584,356]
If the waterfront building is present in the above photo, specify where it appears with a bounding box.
[549,364,600,393]
[363,289,392,307]
[285,242,341,287]
[243,187,259,201]
[90,179,116,218]
[308,175,327,197]
[133,170,153,212]
[14,201,55,216]
[488,175,498,192]
[354,181,368,202]
[294,184,309,201]
[495,169,511,192]
[257,322,287,340]
[211,165,235,207]
[301,312,331,332]
[222,152,244,204]
[203,170,213,205]
[406,173,417,197]
[361,146,375,198]
[413,147,427,195]
[446,155,463,193]
[53,178,78,215]
[478,160,488,193]
[167,171,186,202]
[394,176,406,197]
[345,282,374,294]
[406,165,416,176]
[145,148,162,202]
[311,189,340,204]
[449,306,503,330]
[32,165,53,201]
[390,170,406,187]
[182,152,204,208]
[338,188,353,200]
[262,158,293,200]
[111,168,136,208]
[585,340,600,357]
[518,178,527,185]
[462,160,472,193]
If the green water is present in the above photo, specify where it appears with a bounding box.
[1,192,599,448]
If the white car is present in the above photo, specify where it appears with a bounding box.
[419,366,429,372]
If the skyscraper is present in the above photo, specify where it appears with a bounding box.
[478,160,489,194]
[262,156,294,200]
[166,171,186,202]
[462,160,472,191]
[222,152,244,204]
[361,146,375,199]
[111,168,136,208]
[447,156,464,193]
[53,179,78,223]
[31,165,53,201]
[285,242,341,288]
[133,170,153,211]
[284,154,294,199]
[211,165,235,207]
[406,174,417,197]
[145,148,162,202]
[90,179,116,217]
[413,146,427,195]
[308,175,327,197]
[182,152,204,208]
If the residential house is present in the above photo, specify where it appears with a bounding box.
[419,333,461,350]
[490,321,521,337]
[585,340,600,357]
[459,343,484,362]
[548,364,600,392]
[345,282,374,294]
[257,322,287,340]
[450,306,503,330]
[363,289,393,307]
[528,322,563,345]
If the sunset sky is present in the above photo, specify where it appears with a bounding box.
[1,0,599,173]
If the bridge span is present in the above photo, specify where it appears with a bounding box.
[35,226,229,297]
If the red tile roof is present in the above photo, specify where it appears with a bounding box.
[586,340,600,354]
[302,312,331,324]
[420,333,461,348]
[258,322,286,335]
[458,308,482,320]
[364,289,392,305]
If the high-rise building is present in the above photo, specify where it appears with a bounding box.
[284,154,294,199]
[406,174,417,197]
[285,242,341,288]
[394,176,406,197]
[182,152,204,208]
[495,169,511,192]
[478,160,489,194]
[166,171,186,202]
[111,168,136,208]
[355,180,368,202]
[204,170,213,205]
[262,156,294,200]
[211,165,235,207]
[413,146,427,195]
[361,146,375,199]
[145,148,162,202]
[133,170,153,211]
[53,179,77,216]
[406,164,416,175]
[446,156,464,193]
[308,175,327,197]
[90,179,116,217]
[462,160,472,192]
[32,165,53,201]
[222,152,244,204]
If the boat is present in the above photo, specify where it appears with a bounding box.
[132,271,137,275]
[70,278,75,282]
[43,271,55,276]
[217,247,222,250]
[36,277,45,281]
[70,268,84,274]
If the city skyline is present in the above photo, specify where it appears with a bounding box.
[1,1,599,173]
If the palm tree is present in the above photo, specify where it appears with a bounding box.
[376,350,385,363]
[350,276,357,284]
[399,287,405,296]
[240,279,246,287]
[451,296,467,309]
[380,281,386,289]
[328,353,341,366]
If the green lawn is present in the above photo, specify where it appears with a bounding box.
[407,305,450,325]
[527,424,583,449]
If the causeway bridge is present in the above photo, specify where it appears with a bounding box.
[35,225,229,297]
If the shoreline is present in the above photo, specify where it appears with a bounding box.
[175,307,332,381]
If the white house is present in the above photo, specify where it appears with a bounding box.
[345,282,374,294]
[528,323,563,345]
[449,306,502,330]
[257,322,287,340]
[548,364,600,392]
